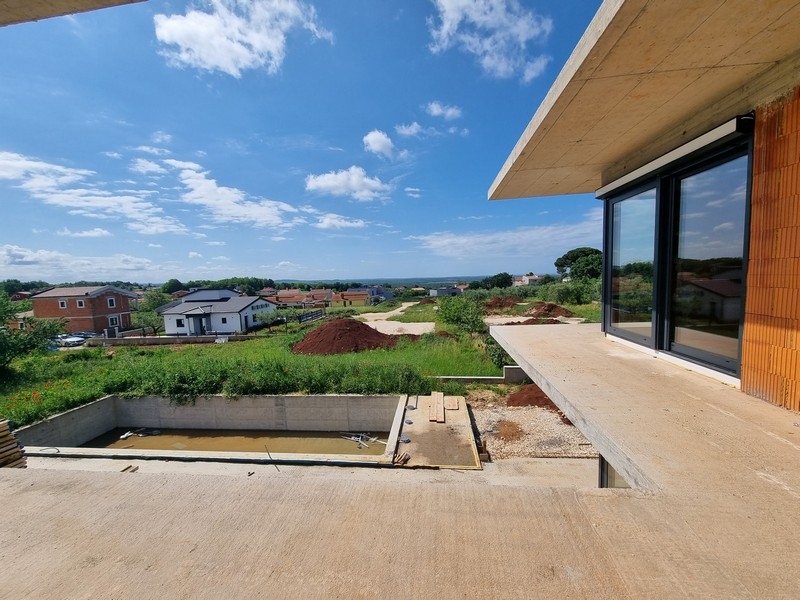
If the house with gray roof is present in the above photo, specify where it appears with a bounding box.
[161,290,275,335]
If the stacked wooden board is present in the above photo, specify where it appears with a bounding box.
[0,420,26,468]
[428,392,461,423]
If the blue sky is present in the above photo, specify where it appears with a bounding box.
[0,0,602,284]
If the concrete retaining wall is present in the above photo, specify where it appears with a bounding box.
[15,397,117,448]
[436,365,529,385]
[114,395,400,432]
[16,395,402,448]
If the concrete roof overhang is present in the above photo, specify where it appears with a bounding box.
[0,0,144,27]
[489,0,800,200]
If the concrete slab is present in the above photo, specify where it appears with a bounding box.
[491,323,800,597]
[399,395,480,469]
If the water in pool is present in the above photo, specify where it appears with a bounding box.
[83,427,389,456]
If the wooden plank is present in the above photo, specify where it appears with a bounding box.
[428,396,437,422]
[444,396,460,410]
[0,446,23,460]
[433,391,445,423]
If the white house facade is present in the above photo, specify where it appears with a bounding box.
[161,296,275,336]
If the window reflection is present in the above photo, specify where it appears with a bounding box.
[610,189,656,340]
[671,155,747,362]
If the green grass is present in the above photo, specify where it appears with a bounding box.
[562,302,602,322]
[0,328,500,427]
[388,302,438,323]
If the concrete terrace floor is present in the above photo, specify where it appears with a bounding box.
[1,323,799,598]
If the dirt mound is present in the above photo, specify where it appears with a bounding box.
[292,318,398,355]
[507,384,572,425]
[504,317,564,325]
[417,298,435,305]
[525,302,575,319]
[484,296,519,310]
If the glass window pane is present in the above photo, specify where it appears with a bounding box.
[671,155,748,365]
[610,189,656,340]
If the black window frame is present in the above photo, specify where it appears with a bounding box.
[601,122,753,376]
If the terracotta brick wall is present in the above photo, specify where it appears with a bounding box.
[742,86,800,410]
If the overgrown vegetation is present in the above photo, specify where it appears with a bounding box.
[0,329,500,427]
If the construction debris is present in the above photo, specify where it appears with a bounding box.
[0,420,26,468]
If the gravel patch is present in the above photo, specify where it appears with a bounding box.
[472,405,598,460]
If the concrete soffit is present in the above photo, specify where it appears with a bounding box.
[0,1,144,27]
[488,0,800,201]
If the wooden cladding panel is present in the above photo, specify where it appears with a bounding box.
[743,86,800,411]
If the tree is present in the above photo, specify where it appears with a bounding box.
[468,272,514,290]
[132,310,165,336]
[438,296,486,333]
[0,292,64,369]
[132,289,173,335]
[570,253,603,280]
[161,278,184,294]
[140,289,173,312]
[555,247,602,276]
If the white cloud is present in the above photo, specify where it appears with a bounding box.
[103,151,122,159]
[425,101,462,120]
[165,160,300,228]
[405,187,422,198]
[148,243,162,248]
[305,166,391,201]
[363,129,395,159]
[0,244,156,279]
[0,151,187,235]
[713,222,735,232]
[395,122,423,137]
[312,213,367,229]
[130,158,167,175]
[154,0,333,78]
[205,241,227,246]
[151,131,172,144]
[428,0,552,83]
[408,208,603,260]
[188,251,203,258]
[135,145,171,156]
[57,227,112,238]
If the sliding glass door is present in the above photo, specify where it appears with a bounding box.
[609,188,656,343]
[604,140,750,376]
[668,154,748,371]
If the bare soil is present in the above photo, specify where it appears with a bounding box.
[467,385,595,459]
[292,318,417,355]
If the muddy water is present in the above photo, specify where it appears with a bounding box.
[84,428,389,456]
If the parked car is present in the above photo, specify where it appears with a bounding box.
[54,334,85,347]
[72,331,100,339]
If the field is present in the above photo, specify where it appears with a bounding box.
[0,326,500,427]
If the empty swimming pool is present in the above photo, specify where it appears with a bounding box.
[15,394,406,465]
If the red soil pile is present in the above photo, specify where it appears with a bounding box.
[292,318,398,355]
[417,298,435,305]
[507,383,572,425]
[526,302,575,319]
[484,296,519,311]
[504,317,564,325]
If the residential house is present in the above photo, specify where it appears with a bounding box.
[512,274,540,287]
[10,291,32,301]
[489,0,800,412]
[30,286,137,334]
[330,291,371,307]
[429,287,462,297]
[347,286,394,302]
[160,290,275,335]
[264,289,308,308]
[305,289,333,308]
